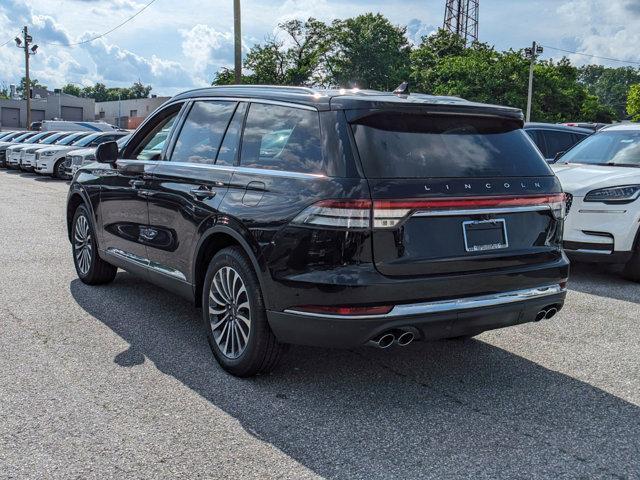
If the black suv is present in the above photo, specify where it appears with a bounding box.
[67,86,569,376]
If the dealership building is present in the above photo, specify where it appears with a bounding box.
[0,89,95,128]
[95,96,170,129]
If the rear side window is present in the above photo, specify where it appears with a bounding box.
[170,100,236,164]
[350,113,552,178]
[240,103,323,174]
[543,130,577,159]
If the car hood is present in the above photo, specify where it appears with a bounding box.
[6,145,29,152]
[552,163,640,196]
[67,147,96,157]
[37,145,78,154]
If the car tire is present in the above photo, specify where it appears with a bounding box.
[202,246,285,377]
[72,205,117,285]
[622,248,640,282]
[53,159,65,179]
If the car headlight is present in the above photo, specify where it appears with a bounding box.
[584,185,640,204]
[42,151,56,156]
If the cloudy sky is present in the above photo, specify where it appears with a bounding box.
[1,0,639,96]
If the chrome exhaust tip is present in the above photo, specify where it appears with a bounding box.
[544,307,558,319]
[535,310,547,322]
[396,331,415,347]
[368,332,395,349]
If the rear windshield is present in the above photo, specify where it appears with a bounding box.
[350,112,551,178]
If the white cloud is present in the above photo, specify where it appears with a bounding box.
[81,36,194,88]
[180,24,235,81]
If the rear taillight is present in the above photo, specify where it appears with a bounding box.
[373,194,567,228]
[292,199,372,229]
[292,194,567,230]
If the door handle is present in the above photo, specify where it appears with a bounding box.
[190,186,216,200]
[130,179,145,189]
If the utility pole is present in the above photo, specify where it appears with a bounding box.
[524,41,543,122]
[15,26,38,129]
[233,0,242,84]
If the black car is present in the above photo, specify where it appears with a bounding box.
[67,86,569,377]
[524,123,592,163]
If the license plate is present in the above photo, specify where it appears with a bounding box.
[462,219,508,252]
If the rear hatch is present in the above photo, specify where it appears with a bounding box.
[348,109,565,277]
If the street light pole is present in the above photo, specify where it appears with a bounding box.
[524,41,543,122]
[15,26,38,129]
[233,0,242,84]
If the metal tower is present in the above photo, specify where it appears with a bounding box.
[443,0,479,44]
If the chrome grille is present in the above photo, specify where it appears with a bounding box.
[72,155,83,166]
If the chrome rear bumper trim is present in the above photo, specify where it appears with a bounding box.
[284,284,565,319]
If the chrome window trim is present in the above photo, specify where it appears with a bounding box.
[154,161,326,179]
[164,96,318,112]
[412,205,550,217]
[284,284,565,319]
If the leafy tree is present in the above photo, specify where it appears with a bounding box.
[61,84,82,97]
[128,81,152,99]
[213,18,330,86]
[579,65,640,120]
[16,77,46,97]
[327,13,411,90]
[75,82,153,102]
[627,84,640,121]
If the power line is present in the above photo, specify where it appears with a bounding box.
[542,45,640,66]
[40,0,160,47]
[0,36,17,47]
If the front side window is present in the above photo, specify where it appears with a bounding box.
[170,101,236,164]
[128,106,181,161]
[240,103,323,174]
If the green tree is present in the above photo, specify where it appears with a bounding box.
[61,84,82,97]
[327,13,411,90]
[627,84,640,121]
[16,77,46,98]
[213,18,330,86]
[128,81,152,99]
[579,65,640,119]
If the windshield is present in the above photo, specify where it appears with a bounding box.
[57,133,88,145]
[14,133,36,142]
[25,132,52,144]
[41,133,68,144]
[350,112,551,178]
[74,133,102,147]
[560,130,640,167]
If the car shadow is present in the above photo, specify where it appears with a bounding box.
[568,260,640,304]
[70,273,639,478]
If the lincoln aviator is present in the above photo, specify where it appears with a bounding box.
[67,86,569,377]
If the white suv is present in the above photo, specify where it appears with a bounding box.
[552,124,640,281]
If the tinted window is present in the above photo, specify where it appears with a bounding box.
[560,130,640,167]
[351,113,551,178]
[240,103,323,174]
[129,108,180,160]
[525,130,546,157]
[543,130,577,159]
[170,101,236,164]
[58,133,89,145]
[217,103,247,166]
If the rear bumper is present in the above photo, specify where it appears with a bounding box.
[267,284,566,347]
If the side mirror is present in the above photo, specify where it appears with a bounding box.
[552,150,566,163]
[96,141,118,164]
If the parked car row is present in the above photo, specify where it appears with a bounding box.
[0,130,129,178]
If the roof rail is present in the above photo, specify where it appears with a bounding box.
[209,85,318,95]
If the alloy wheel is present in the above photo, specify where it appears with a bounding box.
[208,266,251,359]
[74,214,92,275]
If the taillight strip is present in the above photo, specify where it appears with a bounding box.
[373,194,565,210]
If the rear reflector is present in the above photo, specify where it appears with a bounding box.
[293,304,394,316]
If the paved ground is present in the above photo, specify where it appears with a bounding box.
[0,169,639,480]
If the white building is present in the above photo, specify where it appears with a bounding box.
[95,96,170,129]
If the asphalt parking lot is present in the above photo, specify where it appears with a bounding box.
[0,170,638,480]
